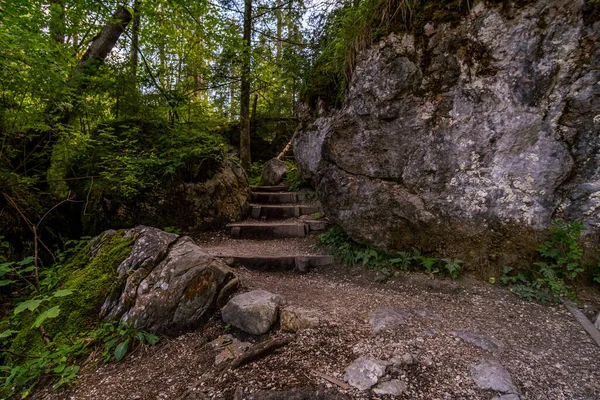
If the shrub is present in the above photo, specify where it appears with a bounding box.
[318,227,462,279]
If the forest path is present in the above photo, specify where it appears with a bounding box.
[37,187,600,400]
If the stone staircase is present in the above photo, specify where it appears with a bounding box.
[206,184,333,272]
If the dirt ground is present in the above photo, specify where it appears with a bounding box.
[33,256,600,400]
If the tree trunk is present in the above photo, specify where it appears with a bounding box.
[275,0,282,60]
[72,7,133,84]
[26,6,132,175]
[49,0,66,44]
[239,0,253,170]
[131,0,141,79]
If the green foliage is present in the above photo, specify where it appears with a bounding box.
[247,162,264,186]
[0,233,140,397]
[163,226,185,235]
[318,227,462,280]
[499,221,597,303]
[90,322,159,363]
[1,321,159,398]
[283,161,304,191]
[61,118,227,200]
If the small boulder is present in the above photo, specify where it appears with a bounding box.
[261,158,289,186]
[471,360,518,394]
[344,356,389,390]
[280,307,320,332]
[372,379,407,396]
[390,353,414,366]
[451,331,504,353]
[222,290,285,335]
[593,313,599,330]
[208,334,251,366]
[369,309,410,334]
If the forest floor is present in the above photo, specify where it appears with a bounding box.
[32,232,600,400]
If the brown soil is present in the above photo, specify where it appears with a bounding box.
[34,252,600,400]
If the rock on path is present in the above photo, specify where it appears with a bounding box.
[471,360,518,394]
[222,290,285,335]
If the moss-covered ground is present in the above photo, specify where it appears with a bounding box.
[9,231,133,356]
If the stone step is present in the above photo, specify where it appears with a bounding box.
[250,205,322,220]
[227,221,328,239]
[250,192,309,204]
[217,255,334,273]
[249,185,289,193]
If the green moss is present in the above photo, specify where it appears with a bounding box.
[9,232,133,356]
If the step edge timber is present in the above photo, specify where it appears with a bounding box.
[249,205,322,219]
[250,192,309,204]
[215,255,334,272]
[226,223,307,239]
[249,185,289,193]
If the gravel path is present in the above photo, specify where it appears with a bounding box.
[43,262,600,400]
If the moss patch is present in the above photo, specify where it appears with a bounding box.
[9,232,133,356]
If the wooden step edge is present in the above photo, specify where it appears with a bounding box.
[249,185,289,193]
[215,255,334,273]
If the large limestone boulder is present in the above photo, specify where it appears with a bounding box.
[261,158,289,186]
[221,290,284,335]
[100,226,237,332]
[296,0,600,269]
[293,116,332,187]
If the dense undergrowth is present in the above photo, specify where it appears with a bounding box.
[0,233,158,398]
[320,221,600,303]
[319,226,464,281]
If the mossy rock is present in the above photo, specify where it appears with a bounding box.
[9,231,133,356]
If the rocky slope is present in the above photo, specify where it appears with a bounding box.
[295,0,600,271]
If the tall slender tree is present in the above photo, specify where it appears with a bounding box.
[239,0,253,170]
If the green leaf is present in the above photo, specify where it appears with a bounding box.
[114,339,129,362]
[0,279,16,287]
[0,329,19,338]
[14,299,42,315]
[17,256,34,266]
[32,306,61,328]
[52,289,73,298]
[144,333,159,345]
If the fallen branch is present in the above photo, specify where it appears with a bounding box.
[230,336,293,369]
[312,371,351,390]
[564,300,600,348]
[276,132,296,160]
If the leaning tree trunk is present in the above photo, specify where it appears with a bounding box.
[21,7,132,176]
[239,0,253,170]
[70,7,133,92]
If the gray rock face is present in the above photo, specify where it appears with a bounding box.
[344,356,389,390]
[471,360,518,394]
[594,313,600,330]
[293,116,332,186]
[100,226,236,332]
[372,379,407,396]
[298,0,600,266]
[261,158,289,186]
[222,290,285,335]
